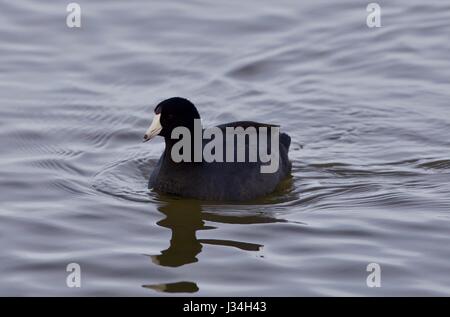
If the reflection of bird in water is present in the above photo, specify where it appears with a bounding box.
[148,199,206,267]
[143,281,199,293]
[146,198,285,268]
[143,198,287,293]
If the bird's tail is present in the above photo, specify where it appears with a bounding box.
[280,133,291,150]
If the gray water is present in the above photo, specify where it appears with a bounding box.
[1,0,450,296]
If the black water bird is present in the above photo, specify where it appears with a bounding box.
[143,97,292,201]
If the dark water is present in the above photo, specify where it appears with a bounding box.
[1,0,450,296]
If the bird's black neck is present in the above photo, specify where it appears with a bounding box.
[163,130,201,165]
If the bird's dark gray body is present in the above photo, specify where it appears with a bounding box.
[148,121,292,201]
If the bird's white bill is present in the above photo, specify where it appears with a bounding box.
[144,113,162,142]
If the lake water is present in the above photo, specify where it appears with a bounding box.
[1,0,450,296]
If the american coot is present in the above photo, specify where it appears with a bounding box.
[143,97,292,201]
